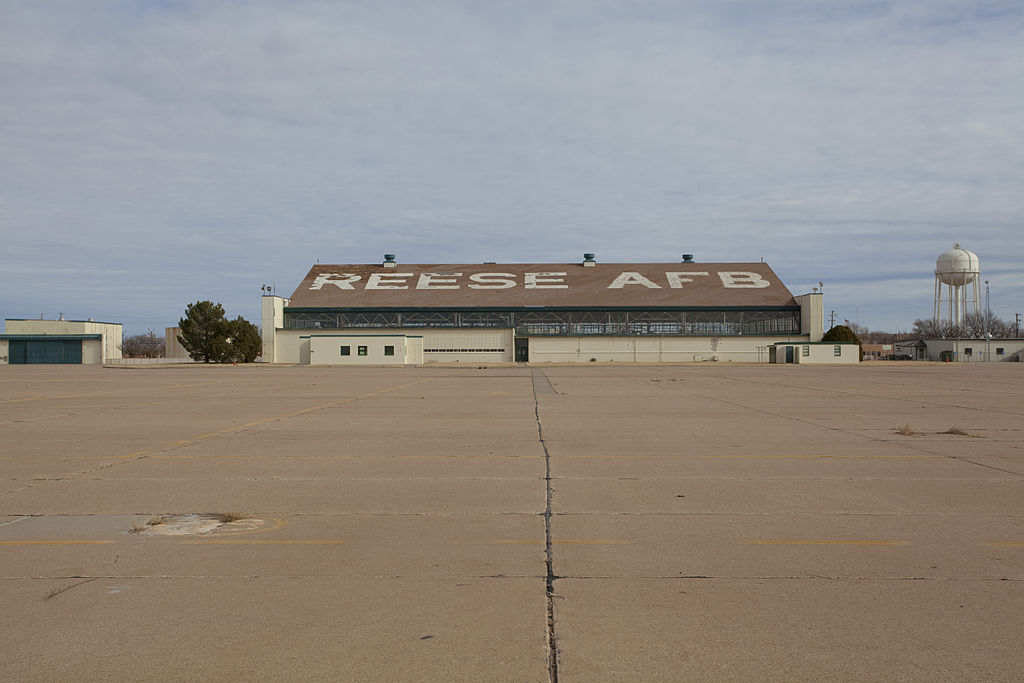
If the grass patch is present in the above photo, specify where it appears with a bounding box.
[43,584,71,601]
[895,424,917,436]
[217,512,246,523]
[130,515,166,533]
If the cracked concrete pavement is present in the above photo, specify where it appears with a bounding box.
[1,362,1022,681]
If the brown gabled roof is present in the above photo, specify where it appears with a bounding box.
[286,262,797,309]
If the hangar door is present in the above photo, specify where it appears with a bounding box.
[8,340,83,364]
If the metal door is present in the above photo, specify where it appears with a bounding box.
[17,340,82,363]
[514,337,529,362]
[9,340,27,364]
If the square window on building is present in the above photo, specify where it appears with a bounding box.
[340,346,350,356]
[384,345,395,356]
[997,348,1004,355]
[965,348,972,356]
[802,345,809,356]
[358,346,368,356]
[834,345,841,356]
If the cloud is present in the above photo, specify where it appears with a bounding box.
[1,1,1022,332]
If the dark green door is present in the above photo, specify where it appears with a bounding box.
[9,340,27,364]
[62,340,83,363]
[10,340,83,364]
[785,346,794,363]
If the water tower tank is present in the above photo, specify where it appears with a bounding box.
[935,244,979,286]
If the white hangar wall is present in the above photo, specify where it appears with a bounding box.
[528,335,782,363]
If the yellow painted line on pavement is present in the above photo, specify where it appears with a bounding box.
[182,540,344,545]
[746,540,909,546]
[1,380,225,404]
[563,454,941,460]
[151,376,440,456]
[990,542,1024,547]
[120,450,152,459]
[492,539,629,545]
[0,540,113,546]
[146,453,542,459]
[117,377,440,459]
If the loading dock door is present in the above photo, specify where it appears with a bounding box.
[9,340,83,364]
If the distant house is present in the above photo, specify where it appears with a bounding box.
[861,343,893,360]
[894,339,928,360]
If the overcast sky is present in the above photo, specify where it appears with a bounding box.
[2,1,1021,335]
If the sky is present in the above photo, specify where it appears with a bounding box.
[2,0,1022,336]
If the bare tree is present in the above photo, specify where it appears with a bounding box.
[120,329,165,358]
[912,313,1013,339]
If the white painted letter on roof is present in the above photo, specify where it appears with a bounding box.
[310,273,362,290]
[525,272,568,289]
[417,273,462,289]
[665,272,709,288]
[366,273,413,290]
[718,271,770,288]
[607,272,661,289]
[468,273,516,289]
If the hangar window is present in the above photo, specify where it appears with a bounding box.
[340,346,350,356]
[384,345,395,356]
[997,347,1004,355]
[964,347,972,356]
[358,346,368,356]
[833,345,841,356]
[802,345,809,357]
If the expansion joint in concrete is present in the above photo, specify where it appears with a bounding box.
[531,374,559,683]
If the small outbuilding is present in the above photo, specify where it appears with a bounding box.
[1,317,122,365]
[770,341,860,364]
[304,334,424,365]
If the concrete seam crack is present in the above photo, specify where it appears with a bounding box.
[532,372,559,683]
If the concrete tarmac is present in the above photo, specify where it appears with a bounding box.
[1,363,1022,681]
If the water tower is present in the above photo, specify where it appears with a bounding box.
[934,243,980,324]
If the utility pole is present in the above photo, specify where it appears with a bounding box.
[984,281,991,362]
[1016,313,1021,337]
[829,310,836,329]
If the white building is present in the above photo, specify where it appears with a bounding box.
[261,255,831,365]
[1,317,123,365]
[921,338,1024,363]
[771,341,860,364]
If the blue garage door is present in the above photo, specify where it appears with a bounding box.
[8,340,83,364]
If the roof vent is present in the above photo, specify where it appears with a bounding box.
[682,254,694,263]
[383,253,397,268]
[583,253,596,267]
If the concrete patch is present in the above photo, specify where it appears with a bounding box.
[139,514,264,536]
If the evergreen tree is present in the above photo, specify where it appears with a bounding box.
[178,301,230,363]
[226,316,261,363]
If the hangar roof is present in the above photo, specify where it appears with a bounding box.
[287,262,797,309]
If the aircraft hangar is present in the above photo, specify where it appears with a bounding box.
[261,254,826,365]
